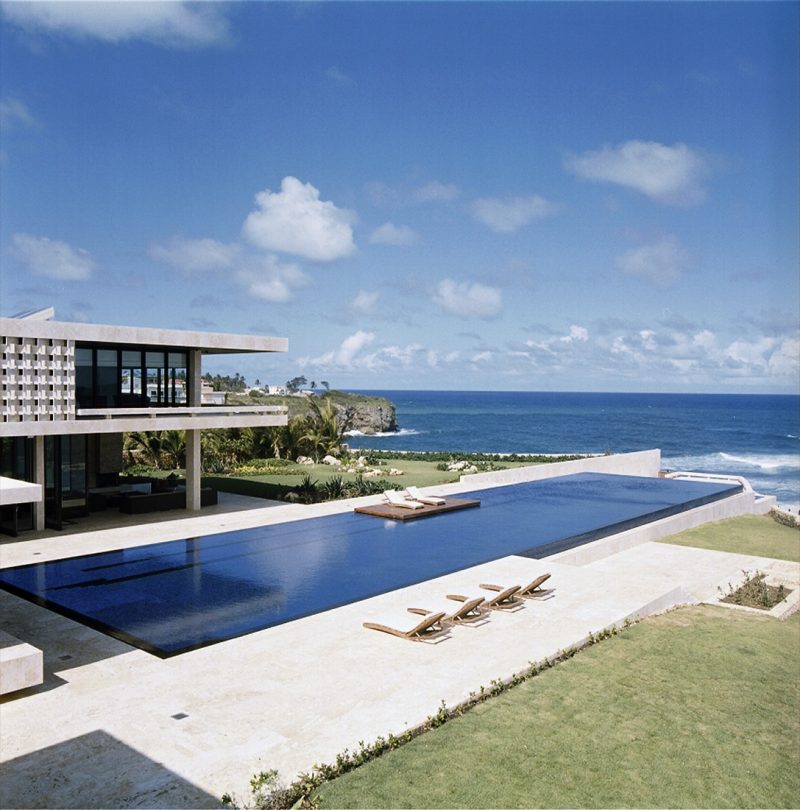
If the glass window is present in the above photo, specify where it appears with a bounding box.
[75,348,93,408]
[120,350,143,403]
[146,352,166,404]
[96,350,118,407]
[168,352,188,404]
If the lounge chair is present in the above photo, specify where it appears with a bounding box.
[481,573,553,599]
[363,610,447,641]
[404,486,446,506]
[408,595,486,624]
[449,584,522,610]
[384,489,425,509]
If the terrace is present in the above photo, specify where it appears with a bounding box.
[0,451,797,808]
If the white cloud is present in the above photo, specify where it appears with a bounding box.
[471,195,558,233]
[368,222,419,246]
[302,330,377,369]
[351,290,379,315]
[561,325,589,344]
[616,237,688,286]
[2,1,232,47]
[412,181,461,203]
[326,66,352,85]
[10,232,95,280]
[242,177,356,262]
[149,235,307,303]
[148,237,240,273]
[433,279,503,319]
[235,256,308,304]
[472,351,493,363]
[0,97,36,129]
[565,140,709,205]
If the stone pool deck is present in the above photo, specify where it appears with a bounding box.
[0,465,794,809]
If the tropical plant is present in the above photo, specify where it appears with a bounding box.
[124,430,186,470]
[300,396,354,461]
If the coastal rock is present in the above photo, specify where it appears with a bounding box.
[322,455,341,466]
[296,456,314,465]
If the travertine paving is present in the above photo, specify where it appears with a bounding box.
[0,476,792,809]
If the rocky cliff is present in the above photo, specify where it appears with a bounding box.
[327,391,398,434]
[228,390,398,434]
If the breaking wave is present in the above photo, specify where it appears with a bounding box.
[344,428,421,438]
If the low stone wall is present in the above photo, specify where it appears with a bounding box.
[461,448,662,487]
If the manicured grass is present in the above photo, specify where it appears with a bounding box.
[315,606,800,808]
[659,514,800,562]
[216,457,534,496]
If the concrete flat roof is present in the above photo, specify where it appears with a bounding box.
[0,317,288,355]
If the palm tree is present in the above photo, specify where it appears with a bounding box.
[124,430,185,470]
[301,396,353,460]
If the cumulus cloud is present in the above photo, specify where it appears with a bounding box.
[148,236,240,273]
[351,290,379,315]
[0,97,36,129]
[302,330,377,369]
[471,195,558,233]
[368,222,419,246]
[242,177,356,262]
[150,234,307,302]
[509,320,800,388]
[10,233,95,280]
[565,140,709,205]
[433,279,503,319]
[236,257,308,304]
[616,237,688,286]
[1,1,232,47]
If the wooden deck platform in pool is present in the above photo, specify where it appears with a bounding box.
[354,497,481,521]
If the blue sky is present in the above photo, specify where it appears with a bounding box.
[1,1,798,393]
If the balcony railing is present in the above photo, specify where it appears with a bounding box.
[76,405,288,420]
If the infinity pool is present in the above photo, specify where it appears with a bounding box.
[0,473,741,657]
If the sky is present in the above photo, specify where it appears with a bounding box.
[1,1,798,394]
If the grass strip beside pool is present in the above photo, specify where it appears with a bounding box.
[315,606,799,809]
[659,514,800,562]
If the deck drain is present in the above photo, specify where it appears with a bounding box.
[58,654,72,661]
[171,712,189,720]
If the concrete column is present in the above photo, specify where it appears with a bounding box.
[185,428,201,511]
[33,436,45,531]
[189,349,202,406]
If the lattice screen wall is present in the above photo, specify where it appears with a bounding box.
[1,336,75,422]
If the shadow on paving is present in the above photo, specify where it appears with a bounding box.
[0,730,220,809]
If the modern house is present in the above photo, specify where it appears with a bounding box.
[0,308,288,534]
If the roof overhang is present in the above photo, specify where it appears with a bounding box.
[0,317,288,355]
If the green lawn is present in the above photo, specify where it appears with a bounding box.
[211,457,536,498]
[315,606,800,809]
[658,514,800,562]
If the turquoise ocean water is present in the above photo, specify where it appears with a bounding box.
[347,391,800,510]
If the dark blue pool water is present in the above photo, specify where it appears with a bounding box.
[0,473,741,657]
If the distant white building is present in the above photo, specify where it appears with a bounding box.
[1,309,288,533]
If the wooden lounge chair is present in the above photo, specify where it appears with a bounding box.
[449,585,522,611]
[481,573,553,599]
[404,486,446,506]
[384,489,425,509]
[408,595,486,624]
[363,610,447,641]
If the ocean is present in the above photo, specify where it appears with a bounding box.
[346,391,800,510]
